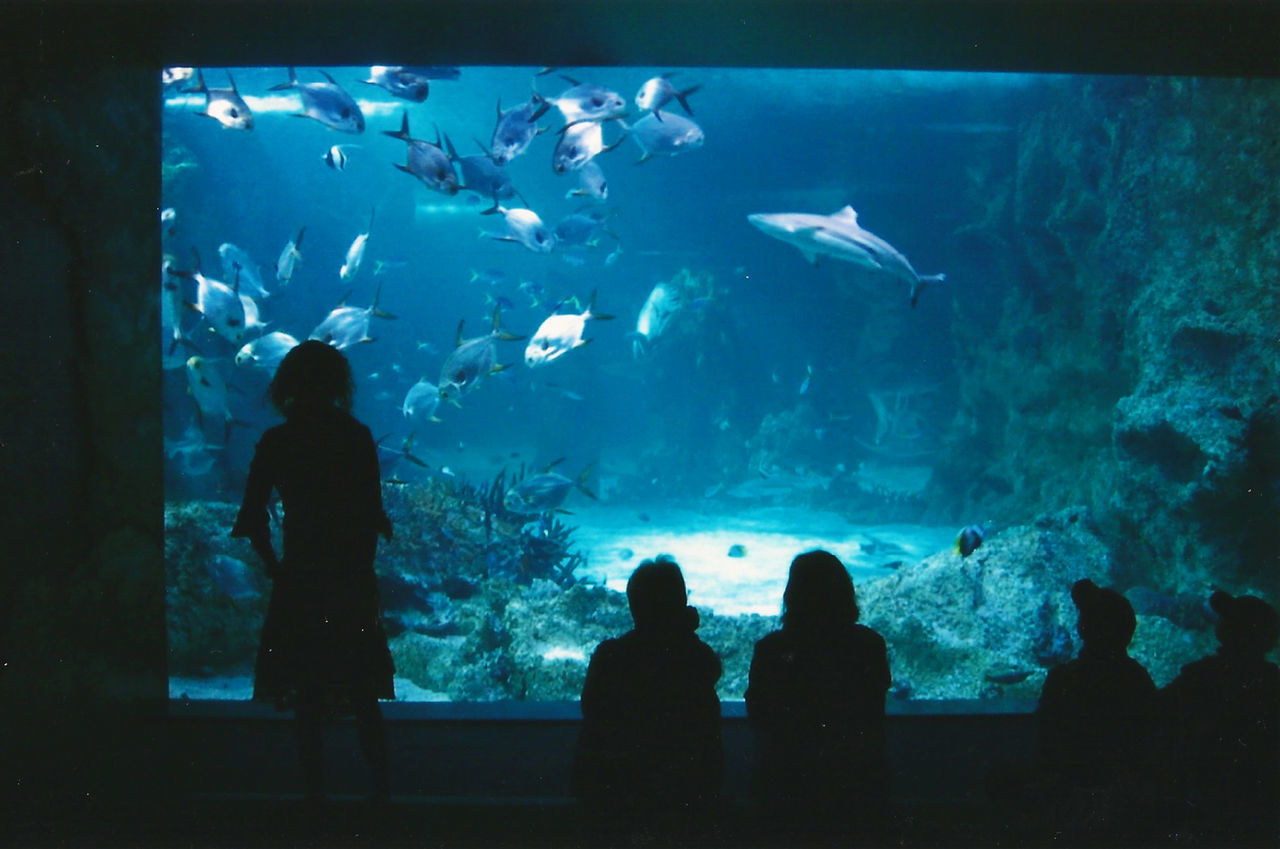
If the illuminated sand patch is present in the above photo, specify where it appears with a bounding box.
[569,504,957,616]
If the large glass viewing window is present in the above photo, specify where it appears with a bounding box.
[162,65,1280,706]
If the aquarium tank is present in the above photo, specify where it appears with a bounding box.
[161,66,1279,704]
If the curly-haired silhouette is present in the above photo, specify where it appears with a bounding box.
[745,549,892,844]
[231,340,394,803]
[1162,590,1279,844]
[573,557,724,844]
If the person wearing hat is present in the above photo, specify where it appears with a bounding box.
[1034,578,1157,841]
[1162,590,1279,843]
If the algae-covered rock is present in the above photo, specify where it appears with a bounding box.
[165,501,269,676]
[859,507,1111,700]
[933,76,1280,608]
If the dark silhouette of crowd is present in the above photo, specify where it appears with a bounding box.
[229,347,1277,846]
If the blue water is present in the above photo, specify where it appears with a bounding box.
[163,67,1072,700]
[163,67,1054,495]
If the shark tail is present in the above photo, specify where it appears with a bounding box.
[910,273,946,308]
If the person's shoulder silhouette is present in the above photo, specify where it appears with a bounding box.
[1162,590,1279,842]
[574,556,723,842]
[1036,579,1156,788]
[231,340,394,803]
[746,549,891,842]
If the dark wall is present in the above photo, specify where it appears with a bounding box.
[1,0,1276,816]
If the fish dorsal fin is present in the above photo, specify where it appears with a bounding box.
[455,319,466,347]
[336,289,352,308]
[832,205,859,225]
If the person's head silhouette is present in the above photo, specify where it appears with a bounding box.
[268,339,354,417]
[782,549,859,635]
[1210,590,1279,659]
[1070,578,1136,653]
[627,557,695,633]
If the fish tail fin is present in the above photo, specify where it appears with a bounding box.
[383,110,411,141]
[910,273,946,308]
[268,67,299,92]
[575,464,598,500]
[529,90,550,122]
[585,289,614,322]
[489,305,525,341]
[676,84,701,114]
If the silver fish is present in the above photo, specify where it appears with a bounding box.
[165,422,222,476]
[437,307,525,404]
[481,203,556,254]
[170,251,246,344]
[401,379,441,424]
[235,330,299,371]
[490,91,549,165]
[269,67,364,133]
[623,113,704,162]
[384,111,459,195]
[503,462,597,514]
[360,65,430,102]
[275,226,305,286]
[161,257,193,367]
[747,205,946,307]
[309,283,395,350]
[340,208,375,283]
[566,160,607,201]
[217,242,269,299]
[450,136,524,204]
[185,355,234,430]
[552,119,622,174]
[525,290,614,368]
[547,77,627,123]
[189,69,253,131]
[634,73,700,120]
[553,208,610,248]
[162,67,196,88]
[238,293,269,335]
[632,282,682,357]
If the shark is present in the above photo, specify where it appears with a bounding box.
[747,206,946,307]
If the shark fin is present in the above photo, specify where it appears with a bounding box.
[831,206,860,225]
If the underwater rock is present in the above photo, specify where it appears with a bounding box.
[861,505,1227,698]
[858,508,1095,700]
[165,501,267,676]
[1125,586,1216,631]
[1031,597,1074,667]
[933,76,1280,609]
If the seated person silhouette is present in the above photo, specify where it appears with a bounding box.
[1035,578,1156,841]
[231,340,395,804]
[1162,590,1279,844]
[745,549,892,844]
[573,557,723,844]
